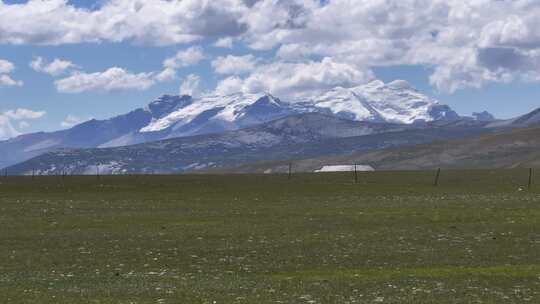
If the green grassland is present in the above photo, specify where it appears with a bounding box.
[1,170,540,303]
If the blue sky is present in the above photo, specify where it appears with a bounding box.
[1,0,540,138]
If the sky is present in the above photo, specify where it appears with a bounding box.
[1,0,540,139]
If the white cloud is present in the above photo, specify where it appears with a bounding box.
[0,0,250,46]
[61,114,87,128]
[211,54,257,75]
[48,46,207,93]
[0,59,14,73]
[4,1,540,93]
[276,44,312,60]
[0,74,23,87]
[214,57,374,99]
[55,66,175,93]
[0,114,18,140]
[0,58,22,87]
[215,76,244,95]
[180,74,202,97]
[55,67,155,93]
[237,0,540,92]
[154,67,177,82]
[18,121,30,129]
[163,47,205,69]
[0,108,46,140]
[214,37,234,48]
[4,108,46,120]
[30,57,77,76]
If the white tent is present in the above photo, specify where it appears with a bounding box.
[315,165,374,172]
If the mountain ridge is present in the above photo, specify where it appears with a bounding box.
[0,80,493,169]
[5,113,496,175]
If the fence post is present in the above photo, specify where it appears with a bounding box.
[434,168,441,187]
[529,168,533,190]
[97,165,100,180]
[288,163,292,180]
[354,163,358,184]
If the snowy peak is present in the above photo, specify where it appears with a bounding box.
[140,80,460,135]
[303,86,384,122]
[352,80,449,124]
[303,80,459,124]
[238,94,291,123]
[139,92,293,136]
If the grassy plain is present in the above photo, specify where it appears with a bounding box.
[1,170,540,303]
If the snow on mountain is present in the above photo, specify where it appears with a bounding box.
[353,80,439,123]
[355,80,457,123]
[140,93,293,137]
[138,80,460,137]
[0,79,463,169]
[299,80,459,124]
[298,86,384,121]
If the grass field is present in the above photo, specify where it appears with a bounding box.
[1,170,540,303]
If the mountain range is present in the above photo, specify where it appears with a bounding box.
[0,80,468,170]
[6,113,498,175]
[5,79,533,175]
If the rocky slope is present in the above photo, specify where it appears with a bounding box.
[5,113,494,175]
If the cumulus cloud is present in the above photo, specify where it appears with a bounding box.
[52,46,206,93]
[0,115,18,140]
[30,57,77,76]
[52,44,205,92]
[0,108,46,140]
[154,68,177,82]
[215,57,374,99]
[55,67,162,93]
[214,37,234,48]
[0,74,23,87]
[211,54,257,75]
[0,0,250,46]
[0,58,22,87]
[4,108,46,120]
[215,75,244,95]
[236,0,540,92]
[180,74,202,97]
[163,47,205,69]
[4,1,540,93]
[0,59,14,74]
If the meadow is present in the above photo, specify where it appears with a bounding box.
[1,170,540,303]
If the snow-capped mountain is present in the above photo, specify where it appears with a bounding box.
[135,80,460,137]
[0,80,471,169]
[139,93,293,137]
[295,80,459,124]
